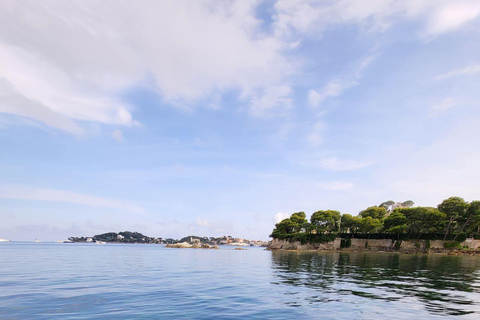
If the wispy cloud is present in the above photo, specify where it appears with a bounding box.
[273,0,480,40]
[308,121,325,146]
[317,181,354,191]
[249,85,293,118]
[319,157,370,171]
[194,217,232,234]
[273,212,290,223]
[429,97,459,116]
[434,65,480,80]
[0,185,144,214]
[308,54,376,108]
[112,130,124,142]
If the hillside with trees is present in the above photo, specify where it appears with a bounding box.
[270,197,480,243]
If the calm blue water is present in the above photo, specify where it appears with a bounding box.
[1,243,480,319]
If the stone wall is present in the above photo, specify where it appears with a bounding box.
[268,237,480,253]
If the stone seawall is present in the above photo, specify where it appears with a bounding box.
[268,238,480,254]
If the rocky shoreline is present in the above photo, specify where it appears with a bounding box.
[267,238,480,255]
[166,242,219,249]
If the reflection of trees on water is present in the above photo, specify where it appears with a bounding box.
[271,251,480,316]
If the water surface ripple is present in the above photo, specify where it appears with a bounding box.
[1,243,480,319]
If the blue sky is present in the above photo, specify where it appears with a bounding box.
[1,0,480,241]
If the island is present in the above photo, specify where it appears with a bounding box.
[268,196,480,255]
[68,232,269,247]
[69,231,160,244]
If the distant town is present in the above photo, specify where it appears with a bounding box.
[68,231,269,247]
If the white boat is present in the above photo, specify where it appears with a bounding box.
[96,241,106,245]
[34,238,41,243]
[0,237,10,242]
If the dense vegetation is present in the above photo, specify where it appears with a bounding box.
[271,197,480,242]
[69,231,159,243]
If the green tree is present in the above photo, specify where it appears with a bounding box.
[384,211,407,234]
[311,210,341,233]
[358,217,382,233]
[340,214,359,233]
[271,218,297,237]
[302,221,314,234]
[290,212,307,233]
[379,200,395,210]
[418,208,446,234]
[401,200,415,208]
[397,207,446,236]
[359,206,387,220]
[438,197,468,237]
[458,200,480,236]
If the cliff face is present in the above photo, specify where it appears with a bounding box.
[268,238,480,254]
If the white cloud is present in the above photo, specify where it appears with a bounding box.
[0,1,292,133]
[249,85,293,118]
[196,217,210,227]
[308,54,376,108]
[274,212,290,223]
[112,130,123,142]
[317,181,355,191]
[424,1,480,36]
[308,81,347,108]
[308,121,324,146]
[0,185,144,214]
[429,97,459,116]
[1,0,479,136]
[434,65,480,80]
[273,0,480,41]
[319,157,370,171]
[194,217,232,234]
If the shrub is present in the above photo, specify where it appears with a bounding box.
[394,240,402,251]
[443,241,462,249]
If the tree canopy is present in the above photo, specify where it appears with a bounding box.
[270,196,480,240]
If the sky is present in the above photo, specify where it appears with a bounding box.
[1,0,480,241]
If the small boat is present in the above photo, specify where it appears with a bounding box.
[0,237,10,242]
[96,241,107,245]
[34,238,42,243]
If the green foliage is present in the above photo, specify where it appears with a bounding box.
[438,197,468,235]
[396,207,446,235]
[360,206,387,220]
[311,210,341,233]
[340,214,360,233]
[273,232,337,244]
[290,212,308,233]
[270,197,480,245]
[340,238,351,248]
[358,216,382,233]
[459,201,480,236]
[394,240,402,251]
[384,211,407,233]
[443,241,462,249]
[379,200,395,210]
[402,200,415,208]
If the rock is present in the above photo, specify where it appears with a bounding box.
[166,242,192,248]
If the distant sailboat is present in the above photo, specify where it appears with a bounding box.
[34,238,41,243]
[0,237,10,242]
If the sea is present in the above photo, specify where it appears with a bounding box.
[1,242,480,319]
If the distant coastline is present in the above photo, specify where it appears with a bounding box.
[68,232,269,247]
